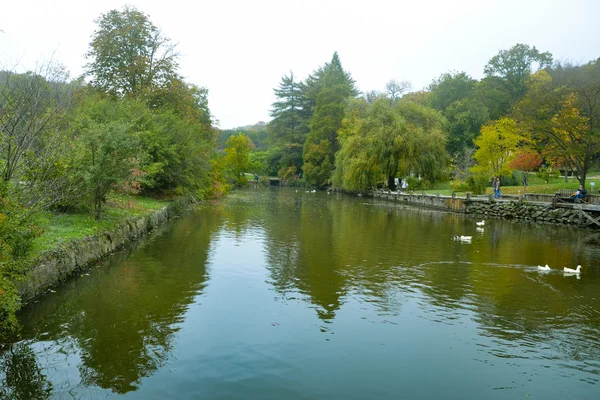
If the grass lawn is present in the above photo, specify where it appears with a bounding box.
[31,194,171,257]
[423,173,597,196]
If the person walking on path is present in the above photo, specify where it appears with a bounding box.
[493,176,502,199]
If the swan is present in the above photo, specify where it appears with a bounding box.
[476,220,485,226]
[453,235,472,242]
[537,264,551,271]
[563,265,582,274]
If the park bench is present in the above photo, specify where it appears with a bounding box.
[555,188,587,204]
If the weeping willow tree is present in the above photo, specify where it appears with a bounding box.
[333,97,448,192]
[396,100,449,184]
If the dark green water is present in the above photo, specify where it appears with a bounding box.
[3,188,600,399]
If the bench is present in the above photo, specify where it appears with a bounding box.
[555,188,587,204]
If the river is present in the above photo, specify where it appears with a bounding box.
[3,188,600,399]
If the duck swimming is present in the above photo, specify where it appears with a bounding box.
[563,265,582,274]
[453,235,472,242]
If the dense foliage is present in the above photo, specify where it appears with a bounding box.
[0,6,223,337]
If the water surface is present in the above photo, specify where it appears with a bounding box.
[4,188,600,399]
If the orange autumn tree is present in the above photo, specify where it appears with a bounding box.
[509,149,542,172]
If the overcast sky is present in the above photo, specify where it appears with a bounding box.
[2,0,599,129]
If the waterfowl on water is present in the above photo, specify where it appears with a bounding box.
[453,235,472,242]
[476,220,485,226]
[537,264,551,271]
[564,265,582,274]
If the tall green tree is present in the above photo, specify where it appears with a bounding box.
[84,6,179,98]
[444,97,489,156]
[334,97,448,192]
[267,72,307,175]
[428,71,489,156]
[481,43,552,118]
[140,79,217,195]
[70,94,144,219]
[428,71,476,112]
[303,53,358,187]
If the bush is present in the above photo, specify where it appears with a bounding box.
[537,166,560,183]
[449,179,470,192]
[0,188,42,339]
[467,175,488,194]
[500,172,520,186]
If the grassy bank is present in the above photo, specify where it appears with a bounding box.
[30,195,171,259]
[422,173,597,196]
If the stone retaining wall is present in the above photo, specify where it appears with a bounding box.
[18,197,193,304]
[370,191,594,228]
[465,200,585,224]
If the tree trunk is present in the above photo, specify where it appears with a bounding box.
[95,201,102,220]
[564,168,568,183]
[388,176,396,191]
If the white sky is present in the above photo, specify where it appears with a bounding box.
[2,0,599,129]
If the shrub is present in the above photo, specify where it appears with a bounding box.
[500,172,520,187]
[449,179,470,192]
[537,166,560,183]
[467,175,488,194]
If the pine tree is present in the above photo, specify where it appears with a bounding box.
[302,52,358,187]
[267,72,307,175]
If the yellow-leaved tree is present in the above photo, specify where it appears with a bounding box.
[470,117,527,178]
[224,133,255,186]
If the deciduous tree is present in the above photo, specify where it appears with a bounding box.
[224,133,254,186]
[70,95,143,219]
[471,117,526,177]
[516,63,600,186]
[85,6,179,98]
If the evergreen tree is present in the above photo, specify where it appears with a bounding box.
[267,72,307,175]
[302,52,358,187]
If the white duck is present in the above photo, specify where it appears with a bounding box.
[476,220,485,226]
[311,190,316,193]
[537,264,551,271]
[453,235,472,242]
[564,265,582,274]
